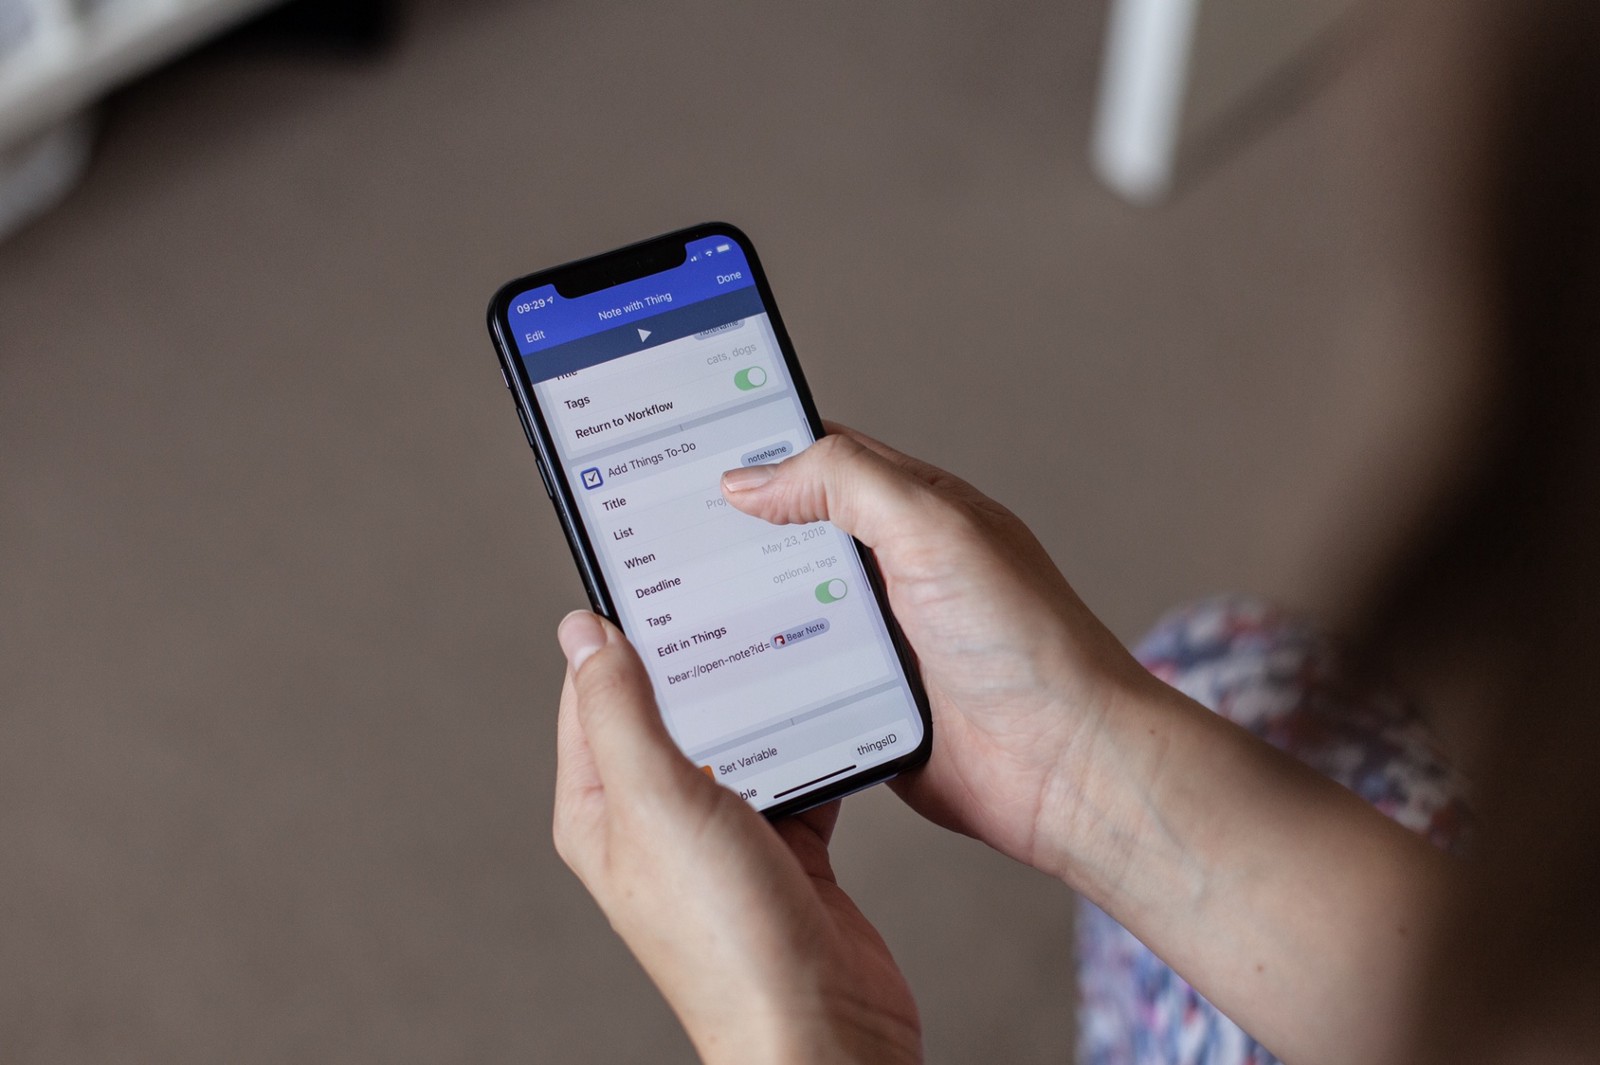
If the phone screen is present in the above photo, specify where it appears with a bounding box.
[499,230,928,813]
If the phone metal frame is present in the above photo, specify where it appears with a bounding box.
[485,221,933,819]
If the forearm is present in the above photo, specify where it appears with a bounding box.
[684,996,921,1065]
[1039,677,1457,1065]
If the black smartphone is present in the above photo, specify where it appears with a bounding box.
[486,222,932,818]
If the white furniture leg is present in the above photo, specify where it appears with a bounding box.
[1092,0,1203,203]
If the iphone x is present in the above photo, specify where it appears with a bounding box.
[485,222,931,818]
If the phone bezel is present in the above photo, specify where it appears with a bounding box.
[485,221,933,820]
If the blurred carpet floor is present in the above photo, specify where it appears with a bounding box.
[0,1,1478,1061]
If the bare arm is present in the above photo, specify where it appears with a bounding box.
[1046,675,1456,1063]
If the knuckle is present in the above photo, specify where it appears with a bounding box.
[943,494,991,535]
[809,435,876,520]
[808,432,865,468]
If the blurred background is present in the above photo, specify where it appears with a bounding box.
[0,0,1494,1061]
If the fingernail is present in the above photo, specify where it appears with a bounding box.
[558,611,606,671]
[722,465,776,492]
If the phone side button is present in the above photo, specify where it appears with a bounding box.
[513,405,555,497]
[514,404,538,448]
[534,455,555,498]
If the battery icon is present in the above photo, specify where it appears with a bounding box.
[716,243,731,253]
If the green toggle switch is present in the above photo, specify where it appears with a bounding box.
[815,578,848,604]
[734,366,768,391]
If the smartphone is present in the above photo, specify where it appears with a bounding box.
[486,222,931,818]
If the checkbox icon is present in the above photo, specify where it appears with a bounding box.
[580,467,603,490]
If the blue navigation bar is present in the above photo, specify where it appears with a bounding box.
[507,235,756,358]
[521,286,765,383]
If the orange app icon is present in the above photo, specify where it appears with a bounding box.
[700,765,716,779]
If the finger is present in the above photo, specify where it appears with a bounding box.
[553,665,604,872]
[555,668,599,805]
[719,432,942,547]
[557,611,702,804]
[822,421,989,500]
[821,421,941,481]
[795,800,841,845]
[774,801,842,883]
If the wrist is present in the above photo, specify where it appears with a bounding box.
[689,989,921,1065]
[1028,669,1200,900]
[778,1011,921,1065]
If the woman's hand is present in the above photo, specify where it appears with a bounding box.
[720,424,1157,878]
[552,611,921,1065]
[722,425,1461,1065]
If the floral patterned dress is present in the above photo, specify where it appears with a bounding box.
[1076,597,1471,1065]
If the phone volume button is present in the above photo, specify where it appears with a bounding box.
[513,404,555,497]
[514,404,537,448]
[534,455,555,498]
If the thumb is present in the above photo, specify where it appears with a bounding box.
[719,433,941,549]
[557,611,703,801]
